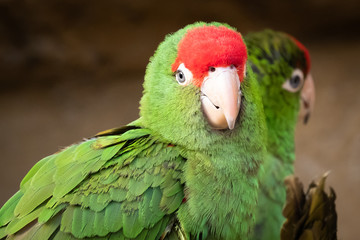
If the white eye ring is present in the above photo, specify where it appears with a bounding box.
[282,68,305,93]
[176,63,193,86]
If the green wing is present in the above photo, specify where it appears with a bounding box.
[0,126,185,239]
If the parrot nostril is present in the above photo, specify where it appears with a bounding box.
[209,66,216,72]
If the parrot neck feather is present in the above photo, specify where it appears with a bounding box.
[177,137,263,239]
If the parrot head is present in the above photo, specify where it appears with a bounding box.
[171,25,247,130]
[140,22,264,150]
[286,35,315,124]
[245,30,315,126]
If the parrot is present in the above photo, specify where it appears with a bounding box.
[244,29,315,240]
[0,22,266,240]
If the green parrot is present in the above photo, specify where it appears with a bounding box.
[244,30,315,240]
[0,22,266,240]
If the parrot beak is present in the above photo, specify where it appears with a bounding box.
[299,73,315,124]
[200,66,241,130]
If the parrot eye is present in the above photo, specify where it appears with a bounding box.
[290,75,301,88]
[175,63,193,86]
[176,70,186,83]
[282,68,304,93]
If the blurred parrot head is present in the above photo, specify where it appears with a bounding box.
[246,30,315,125]
[140,22,265,150]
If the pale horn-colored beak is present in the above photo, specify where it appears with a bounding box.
[200,66,241,130]
[299,73,315,124]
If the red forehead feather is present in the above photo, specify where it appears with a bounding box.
[171,26,247,86]
[288,35,311,74]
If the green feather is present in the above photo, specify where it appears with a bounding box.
[94,125,140,137]
[122,210,142,238]
[163,180,182,197]
[139,189,163,228]
[0,227,6,239]
[54,149,104,198]
[161,191,184,214]
[7,206,43,235]
[20,155,54,189]
[100,143,124,161]
[104,201,123,233]
[15,159,57,217]
[68,194,83,206]
[92,136,123,150]
[53,144,78,167]
[18,213,61,240]
[118,128,151,141]
[145,218,164,240]
[88,194,108,212]
[60,205,75,234]
[128,177,152,197]
[150,169,166,187]
[70,207,84,238]
[0,191,23,226]
[52,230,78,240]
[79,207,95,238]
[109,188,127,202]
[38,203,66,223]
[135,228,148,240]
[149,187,163,217]
[93,210,107,237]
[108,231,125,240]
[97,193,111,207]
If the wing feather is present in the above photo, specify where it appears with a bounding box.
[0,126,185,239]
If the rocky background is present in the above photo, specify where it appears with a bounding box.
[1,0,359,239]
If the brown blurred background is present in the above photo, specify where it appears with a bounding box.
[0,0,359,239]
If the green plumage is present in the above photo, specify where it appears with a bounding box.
[245,30,311,240]
[140,22,266,239]
[0,126,185,239]
[0,22,267,239]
